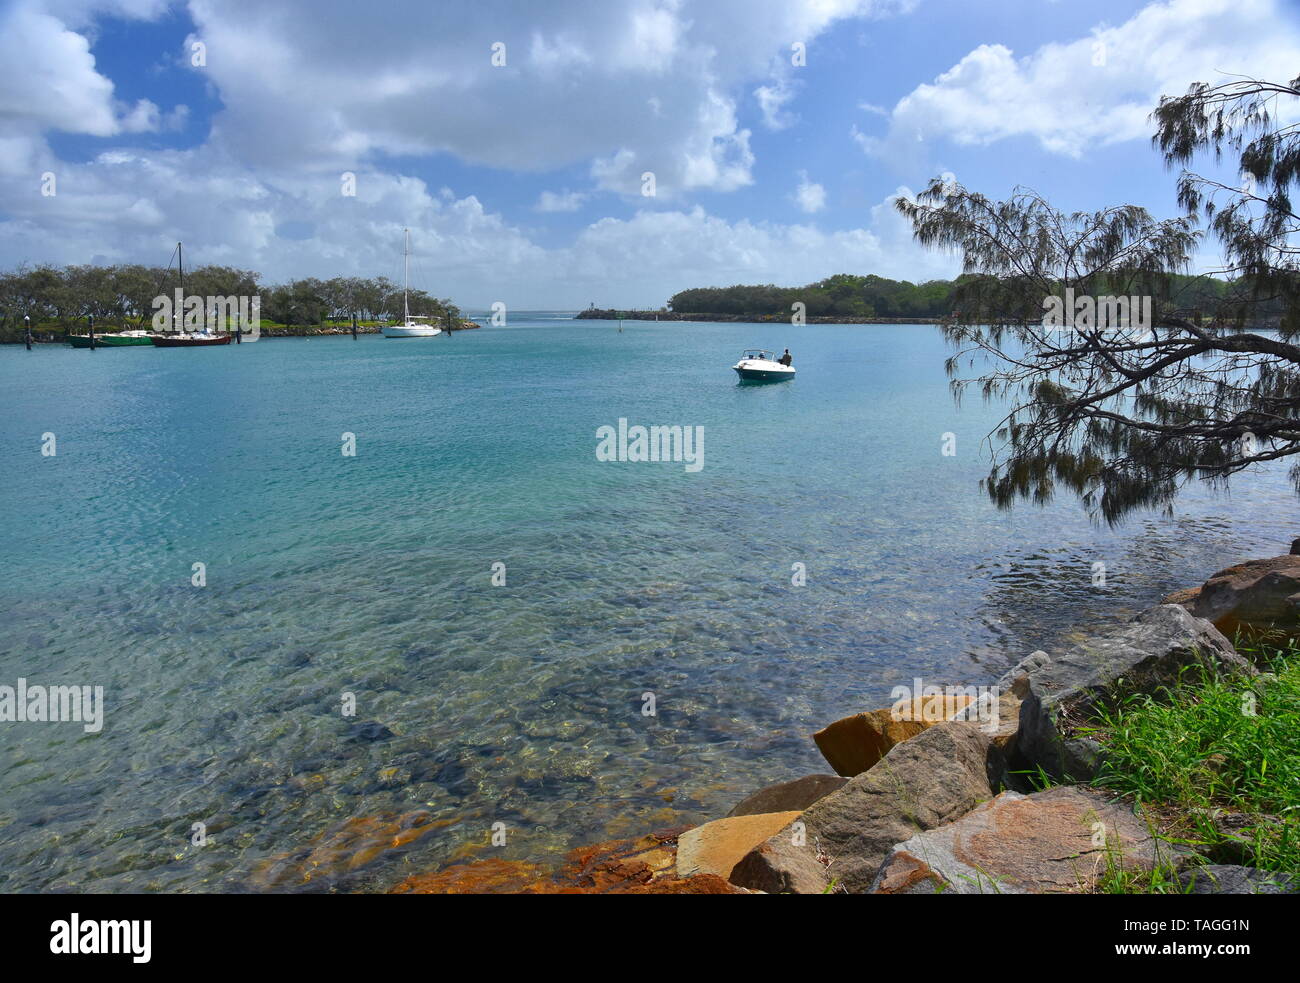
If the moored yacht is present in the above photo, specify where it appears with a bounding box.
[150,242,233,347]
[381,229,442,338]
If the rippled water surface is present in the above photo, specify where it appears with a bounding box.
[0,318,1294,891]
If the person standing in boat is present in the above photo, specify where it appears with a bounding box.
[779,348,792,366]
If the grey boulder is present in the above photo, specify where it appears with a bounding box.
[1178,865,1295,894]
[1017,605,1248,781]
[870,786,1174,894]
[730,721,998,894]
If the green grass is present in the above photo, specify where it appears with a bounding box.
[1090,638,1300,882]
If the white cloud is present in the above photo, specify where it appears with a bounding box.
[0,5,118,137]
[535,190,588,212]
[863,0,1300,161]
[178,0,899,197]
[0,0,950,308]
[554,197,956,306]
[0,0,189,182]
[793,171,826,213]
[755,75,800,130]
[116,98,163,133]
[0,132,954,307]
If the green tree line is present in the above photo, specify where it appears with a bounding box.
[667,271,1264,320]
[0,264,459,339]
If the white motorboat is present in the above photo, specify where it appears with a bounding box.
[733,349,795,382]
[381,228,443,338]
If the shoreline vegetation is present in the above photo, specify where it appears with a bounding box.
[6,319,481,343]
[0,263,468,344]
[577,270,1280,326]
[374,544,1300,894]
[575,308,947,324]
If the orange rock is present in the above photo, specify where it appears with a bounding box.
[1161,586,1202,607]
[676,811,803,880]
[813,693,974,777]
[553,826,684,891]
[1163,555,1300,641]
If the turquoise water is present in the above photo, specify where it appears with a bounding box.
[0,317,1294,892]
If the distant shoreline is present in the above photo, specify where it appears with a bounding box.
[575,309,945,324]
[259,320,481,337]
[4,320,482,344]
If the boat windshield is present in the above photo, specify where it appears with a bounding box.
[741,349,773,360]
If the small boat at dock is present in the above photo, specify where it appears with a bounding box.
[151,333,232,347]
[68,330,154,348]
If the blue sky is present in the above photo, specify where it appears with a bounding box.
[1,0,1296,308]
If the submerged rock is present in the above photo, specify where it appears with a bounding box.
[249,809,446,889]
[726,774,846,818]
[388,826,752,894]
[344,720,395,743]
[870,787,1172,894]
[389,857,551,894]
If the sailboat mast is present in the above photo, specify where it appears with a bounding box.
[176,241,184,334]
[403,228,410,321]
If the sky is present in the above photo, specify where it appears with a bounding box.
[1,0,1297,309]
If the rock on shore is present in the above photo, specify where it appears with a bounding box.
[1163,553,1300,641]
[732,721,999,894]
[870,787,1173,894]
[1015,605,1247,782]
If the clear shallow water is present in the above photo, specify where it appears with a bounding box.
[0,318,1294,892]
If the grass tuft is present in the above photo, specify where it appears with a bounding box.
[1090,637,1300,878]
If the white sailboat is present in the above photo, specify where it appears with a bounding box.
[382,228,443,338]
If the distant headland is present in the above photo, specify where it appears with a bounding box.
[575,309,944,324]
[577,271,1249,325]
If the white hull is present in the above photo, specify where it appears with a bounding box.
[733,357,795,382]
[382,324,443,338]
